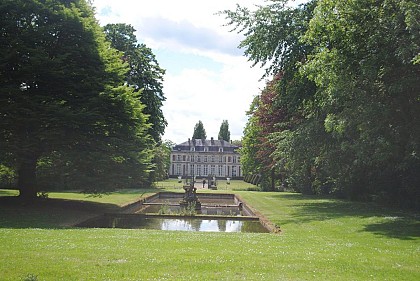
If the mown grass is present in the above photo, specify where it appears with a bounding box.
[0,181,419,280]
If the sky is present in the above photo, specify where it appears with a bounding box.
[92,0,306,144]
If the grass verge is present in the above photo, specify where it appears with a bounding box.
[0,181,419,280]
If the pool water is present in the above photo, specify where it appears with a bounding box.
[78,215,269,233]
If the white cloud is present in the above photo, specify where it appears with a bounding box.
[162,57,265,143]
[92,0,268,144]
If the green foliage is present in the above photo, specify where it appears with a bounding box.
[0,164,15,188]
[179,202,197,216]
[217,120,231,142]
[158,201,171,215]
[225,0,420,208]
[192,120,207,139]
[103,23,167,143]
[0,0,153,199]
[149,140,174,182]
[302,0,420,204]
[240,96,263,177]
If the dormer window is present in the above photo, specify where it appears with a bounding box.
[204,147,208,152]
[219,147,223,152]
[191,147,195,151]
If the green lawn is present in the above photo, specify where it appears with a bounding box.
[0,181,419,280]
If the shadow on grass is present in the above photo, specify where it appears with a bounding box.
[363,218,420,240]
[272,193,420,240]
[0,196,121,229]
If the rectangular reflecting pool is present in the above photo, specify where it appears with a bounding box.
[76,192,273,233]
[77,214,269,233]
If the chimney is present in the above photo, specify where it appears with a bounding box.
[211,137,214,145]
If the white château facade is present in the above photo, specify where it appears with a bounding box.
[169,138,242,179]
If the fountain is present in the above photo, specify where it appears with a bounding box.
[179,175,201,210]
[75,159,272,233]
[76,191,271,233]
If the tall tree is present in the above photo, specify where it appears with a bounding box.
[302,0,420,204]
[150,140,175,182]
[103,23,167,143]
[218,120,231,142]
[226,0,420,208]
[241,96,263,178]
[224,1,318,192]
[192,121,207,140]
[0,0,152,200]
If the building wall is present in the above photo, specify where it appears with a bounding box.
[169,150,242,179]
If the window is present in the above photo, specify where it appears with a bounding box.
[177,155,181,161]
[232,166,237,177]
[176,164,181,175]
[204,156,207,162]
[183,155,186,161]
[197,165,201,176]
[210,165,215,175]
[211,155,215,162]
[203,165,208,176]
[218,165,222,176]
[228,156,232,163]
[197,156,201,162]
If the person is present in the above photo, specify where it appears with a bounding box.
[202,179,206,188]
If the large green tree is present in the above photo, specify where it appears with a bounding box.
[192,121,207,140]
[226,0,420,208]
[0,0,152,200]
[103,23,167,143]
[217,120,231,142]
[241,96,263,178]
[225,0,318,192]
[150,140,175,182]
[302,0,420,204]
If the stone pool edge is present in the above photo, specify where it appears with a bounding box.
[122,192,281,234]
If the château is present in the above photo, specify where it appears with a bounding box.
[169,137,242,179]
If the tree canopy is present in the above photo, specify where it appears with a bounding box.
[218,120,231,142]
[225,0,420,208]
[192,121,207,140]
[103,23,167,143]
[0,0,153,200]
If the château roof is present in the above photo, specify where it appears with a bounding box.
[173,138,239,153]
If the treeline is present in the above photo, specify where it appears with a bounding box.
[0,0,170,200]
[224,0,420,208]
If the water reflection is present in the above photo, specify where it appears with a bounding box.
[79,215,268,233]
[160,219,246,232]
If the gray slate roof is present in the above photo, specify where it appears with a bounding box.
[173,138,239,152]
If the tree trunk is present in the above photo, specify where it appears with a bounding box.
[17,157,38,201]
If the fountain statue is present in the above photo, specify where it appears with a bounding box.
[179,175,201,210]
